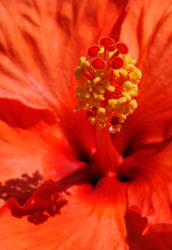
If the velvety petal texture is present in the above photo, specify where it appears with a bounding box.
[0,117,86,208]
[0,178,128,250]
[0,0,130,155]
[0,0,130,107]
[0,0,172,250]
[113,0,172,155]
[127,141,172,226]
[122,0,172,131]
[126,211,172,250]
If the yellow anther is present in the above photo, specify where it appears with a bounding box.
[92,77,101,86]
[113,69,128,78]
[105,85,115,92]
[74,66,82,80]
[119,115,127,123]
[86,85,93,92]
[97,121,106,129]
[79,57,90,67]
[129,86,138,97]
[123,81,135,90]
[116,124,122,132]
[97,107,106,116]
[84,103,90,110]
[97,94,105,101]
[125,63,136,71]
[134,68,142,82]
[109,124,122,133]
[88,116,96,125]
[122,91,132,101]
[129,99,138,110]
[118,97,127,104]
[109,49,118,59]
[108,99,118,108]
[129,71,138,82]
[98,47,105,56]
[109,51,114,59]
[96,85,105,94]
[124,55,135,65]
[75,66,81,73]
[93,92,99,99]
[100,116,108,122]
[83,93,90,99]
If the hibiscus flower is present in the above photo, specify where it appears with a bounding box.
[0,0,172,249]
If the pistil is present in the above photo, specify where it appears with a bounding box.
[74,37,142,176]
[94,128,122,177]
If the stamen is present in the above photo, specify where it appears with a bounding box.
[74,37,142,133]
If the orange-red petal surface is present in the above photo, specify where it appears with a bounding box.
[126,210,172,250]
[0,118,85,206]
[113,0,172,152]
[0,0,131,154]
[120,0,172,58]
[0,0,172,249]
[126,140,172,227]
[0,178,128,250]
[0,0,60,110]
[135,1,172,125]
[0,0,130,109]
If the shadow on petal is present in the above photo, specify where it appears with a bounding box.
[0,171,42,206]
[3,166,92,225]
[125,210,172,250]
[0,98,56,129]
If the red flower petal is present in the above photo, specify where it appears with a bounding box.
[0,0,130,154]
[0,119,80,193]
[0,98,56,128]
[0,1,61,110]
[123,0,172,122]
[126,210,172,250]
[0,120,48,182]
[0,178,128,250]
[123,141,172,227]
[113,1,172,151]
[0,0,129,110]
[120,0,172,58]
[0,1,171,249]
[135,3,172,125]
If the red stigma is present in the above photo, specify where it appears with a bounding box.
[116,43,128,54]
[91,58,106,70]
[99,37,115,47]
[87,45,100,57]
[111,57,123,69]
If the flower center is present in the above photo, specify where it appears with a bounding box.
[74,37,142,133]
